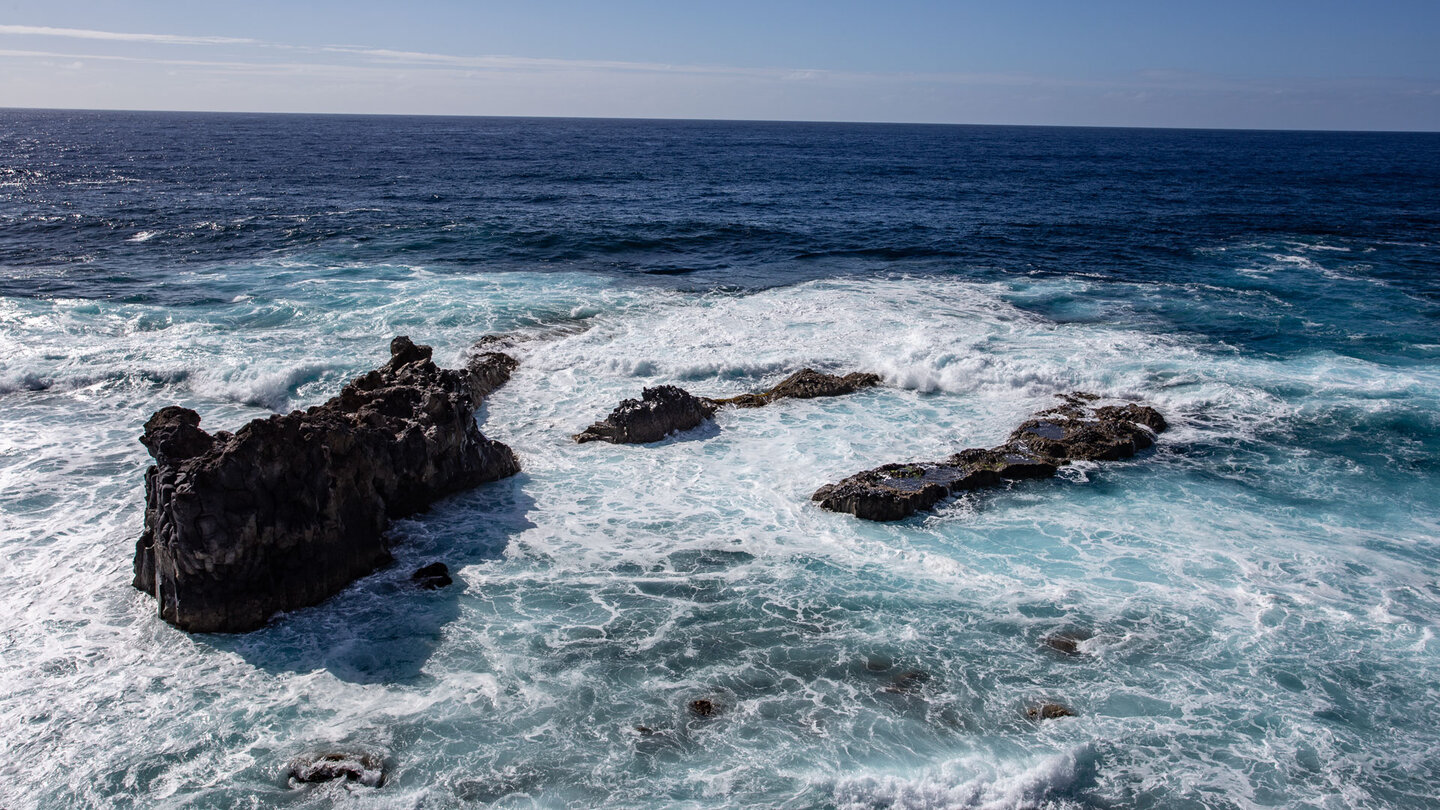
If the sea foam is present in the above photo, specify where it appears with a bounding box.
[1,270,1437,808]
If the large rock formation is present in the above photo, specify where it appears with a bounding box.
[574,385,717,444]
[575,369,881,445]
[813,392,1167,521]
[133,337,520,633]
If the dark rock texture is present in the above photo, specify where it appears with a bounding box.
[133,336,520,633]
[1027,702,1076,720]
[575,369,879,446]
[1008,393,1167,463]
[574,385,718,444]
[464,337,520,399]
[285,750,387,787]
[1042,630,1093,656]
[708,368,882,408]
[411,562,453,590]
[813,392,1166,521]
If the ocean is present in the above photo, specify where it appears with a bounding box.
[1,110,1438,808]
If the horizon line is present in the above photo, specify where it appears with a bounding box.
[3,104,1437,136]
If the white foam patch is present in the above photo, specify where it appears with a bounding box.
[831,747,1090,810]
[1,270,1437,808]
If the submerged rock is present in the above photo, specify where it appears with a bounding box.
[574,385,717,444]
[286,750,387,788]
[688,698,721,718]
[133,336,520,633]
[813,393,1166,521]
[412,562,453,590]
[865,656,894,673]
[1027,702,1076,720]
[708,368,882,408]
[1042,630,1093,656]
[884,670,933,694]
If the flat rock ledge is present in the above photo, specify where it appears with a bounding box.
[574,369,880,445]
[133,336,520,633]
[812,392,1167,521]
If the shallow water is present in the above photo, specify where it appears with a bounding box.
[1,113,1438,808]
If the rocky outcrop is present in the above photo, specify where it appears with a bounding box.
[464,336,519,399]
[707,368,882,408]
[688,698,722,718]
[286,750,387,788]
[412,562,453,590]
[1042,630,1093,656]
[133,337,520,633]
[1008,393,1167,462]
[1027,702,1076,720]
[813,393,1166,521]
[575,369,880,445]
[574,385,717,444]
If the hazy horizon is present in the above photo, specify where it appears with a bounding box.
[2,2,1438,132]
[8,105,1440,135]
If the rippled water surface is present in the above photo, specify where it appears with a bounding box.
[1,112,1438,809]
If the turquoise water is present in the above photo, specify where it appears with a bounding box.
[1,114,1438,808]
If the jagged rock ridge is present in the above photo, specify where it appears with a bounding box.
[133,336,520,633]
[574,385,717,444]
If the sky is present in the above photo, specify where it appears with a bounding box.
[1,0,1438,130]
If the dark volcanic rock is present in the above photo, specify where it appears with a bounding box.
[286,750,387,787]
[574,385,718,444]
[813,393,1166,521]
[464,339,519,400]
[1027,702,1076,720]
[1042,630,1093,656]
[709,368,882,408]
[140,406,216,461]
[811,450,1058,522]
[577,369,878,447]
[412,562,453,590]
[688,698,720,717]
[1008,393,1166,463]
[133,336,520,633]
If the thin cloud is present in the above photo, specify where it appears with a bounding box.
[319,45,829,79]
[0,23,1043,86]
[0,23,832,80]
[0,24,258,46]
[2,22,1432,128]
[0,47,326,72]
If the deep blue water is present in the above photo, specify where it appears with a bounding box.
[1,111,1438,809]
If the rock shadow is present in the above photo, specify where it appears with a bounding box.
[208,473,537,684]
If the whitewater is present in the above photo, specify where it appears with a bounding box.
[1,112,1437,808]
